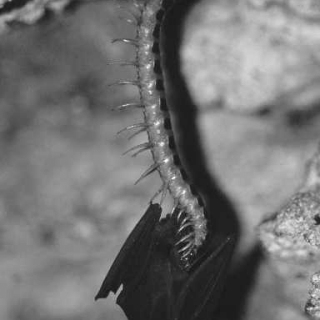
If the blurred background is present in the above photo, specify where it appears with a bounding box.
[1,0,320,319]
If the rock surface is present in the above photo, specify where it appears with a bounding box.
[1,0,320,319]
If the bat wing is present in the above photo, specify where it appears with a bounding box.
[95,203,162,300]
[175,235,236,320]
[96,205,235,320]
[117,253,179,320]
[116,212,186,320]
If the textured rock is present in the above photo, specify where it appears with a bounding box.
[183,0,320,114]
[1,0,320,320]
[0,0,74,32]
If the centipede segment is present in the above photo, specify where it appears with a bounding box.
[112,0,207,267]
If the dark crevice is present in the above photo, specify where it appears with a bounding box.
[161,1,263,319]
[162,0,239,238]
[216,245,264,320]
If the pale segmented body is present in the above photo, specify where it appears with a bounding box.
[113,0,207,265]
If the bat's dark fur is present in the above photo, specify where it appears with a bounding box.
[96,204,235,320]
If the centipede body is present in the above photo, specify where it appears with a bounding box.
[113,0,207,266]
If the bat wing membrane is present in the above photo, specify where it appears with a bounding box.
[95,203,162,300]
[175,236,236,320]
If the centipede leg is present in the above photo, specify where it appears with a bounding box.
[123,142,152,157]
[135,163,159,185]
[117,123,148,135]
[149,181,168,204]
[112,103,143,112]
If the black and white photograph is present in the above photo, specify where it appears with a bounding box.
[1,0,320,319]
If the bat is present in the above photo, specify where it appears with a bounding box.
[95,203,235,320]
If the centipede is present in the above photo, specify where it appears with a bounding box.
[110,0,207,268]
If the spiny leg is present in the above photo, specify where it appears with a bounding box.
[160,182,168,205]
[123,142,152,157]
[111,102,143,112]
[106,60,137,67]
[128,127,147,140]
[108,80,139,87]
[149,182,168,204]
[134,163,159,185]
[117,123,148,135]
[112,38,138,46]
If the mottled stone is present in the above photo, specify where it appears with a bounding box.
[183,0,320,114]
[1,0,320,320]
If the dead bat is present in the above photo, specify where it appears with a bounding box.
[95,204,235,319]
[95,203,235,320]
